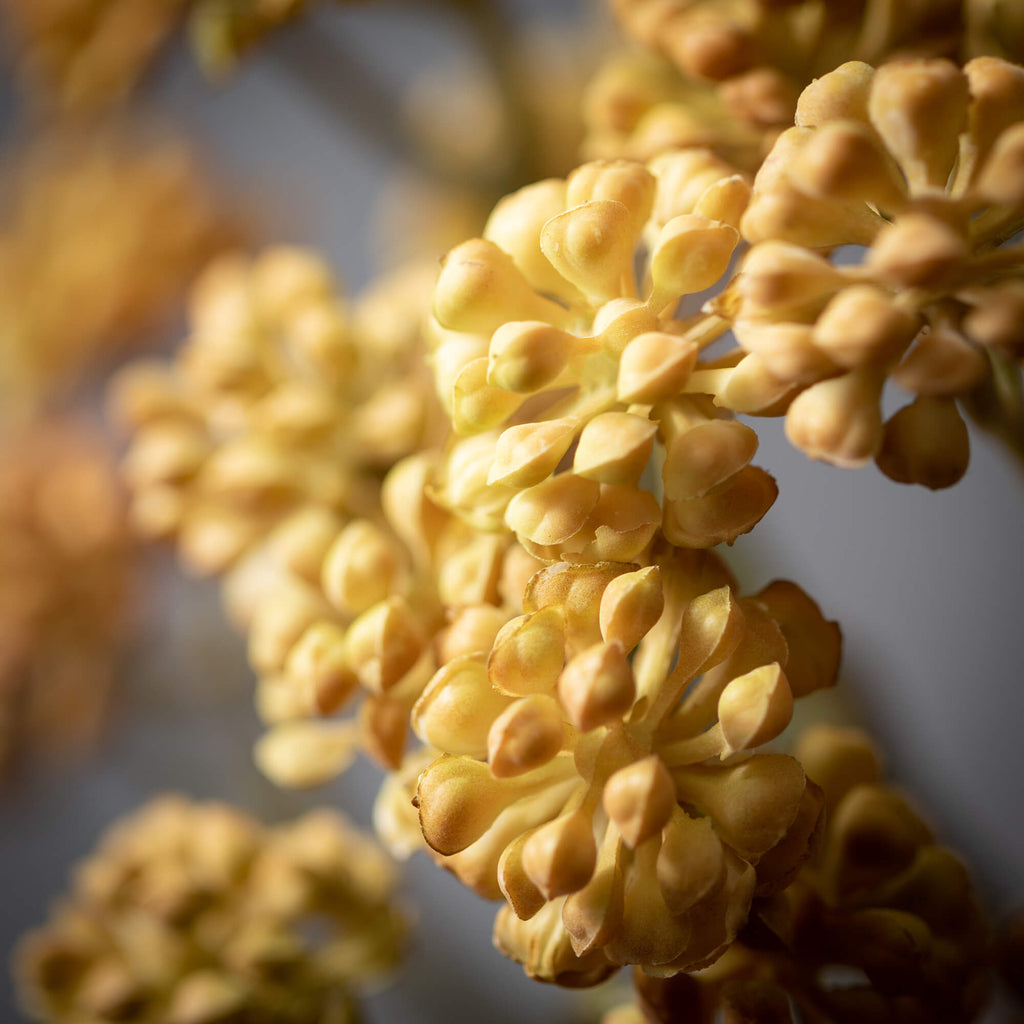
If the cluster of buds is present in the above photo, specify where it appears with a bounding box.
[234,450,541,789]
[0,129,234,414]
[610,725,991,1023]
[711,56,1024,486]
[0,420,130,779]
[407,545,840,983]
[2,0,190,111]
[113,249,442,577]
[16,797,406,1024]
[430,154,783,559]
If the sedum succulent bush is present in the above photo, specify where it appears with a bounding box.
[5,0,1024,1021]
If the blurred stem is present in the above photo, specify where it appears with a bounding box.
[962,349,1024,483]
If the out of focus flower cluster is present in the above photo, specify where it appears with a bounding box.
[113,248,442,577]
[0,129,233,415]
[713,56,1024,485]
[403,546,840,983]
[0,420,130,779]
[16,796,406,1024]
[608,725,992,1023]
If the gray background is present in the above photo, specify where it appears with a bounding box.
[1,3,1022,1021]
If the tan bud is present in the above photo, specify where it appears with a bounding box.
[893,322,987,396]
[540,200,640,303]
[574,413,657,485]
[665,14,754,82]
[868,59,968,191]
[593,297,661,353]
[436,606,508,663]
[487,321,578,393]
[617,331,698,403]
[647,215,738,313]
[489,607,565,696]
[813,285,921,369]
[795,61,873,127]
[599,566,664,652]
[489,419,578,488]
[663,466,778,548]
[345,597,425,693]
[488,695,565,777]
[563,849,625,957]
[714,353,796,415]
[785,369,884,468]
[248,580,327,674]
[321,520,403,617]
[522,810,597,898]
[359,694,409,770]
[267,506,343,583]
[718,663,793,755]
[252,247,335,320]
[876,396,970,490]
[557,641,636,732]
[123,422,209,488]
[505,473,601,546]
[566,160,656,231]
[284,622,358,715]
[656,810,725,915]
[733,242,843,320]
[452,356,524,434]
[434,238,568,335]
[662,420,759,502]
[575,484,661,564]
[975,122,1024,207]
[692,174,751,231]
[648,149,740,229]
[497,834,547,920]
[733,321,838,384]
[865,213,967,289]
[964,57,1024,169]
[604,755,676,848]
[484,178,580,301]
[794,724,881,811]
[255,721,359,788]
[437,531,505,607]
[412,654,511,756]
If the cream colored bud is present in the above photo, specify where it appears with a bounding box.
[718,663,793,755]
[360,693,409,770]
[413,654,512,757]
[284,622,358,715]
[714,353,796,414]
[599,566,663,652]
[248,581,327,674]
[540,200,640,303]
[497,834,547,920]
[647,215,738,313]
[451,357,524,434]
[892,323,987,396]
[285,303,352,377]
[484,178,579,300]
[733,242,842,320]
[256,381,337,441]
[663,466,778,548]
[488,695,565,777]
[665,14,754,82]
[123,423,209,488]
[434,238,568,335]
[437,532,506,607]
[489,607,565,696]
[268,507,343,583]
[648,150,739,229]
[795,61,873,127]
[505,474,601,546]
[604,755,676,849]
[344,597,425,693]
[255,721,359,788]
[964,57,1024,168]
[487,321,578,393]
[489,419,578,488]
[794,724,880,811]
[974,122,1024,207]
[617,331,698,403]
[593,297,661,354]
[321,520,402,617]
[656,810,725,915]
[416,755,512,855]
[865,214,968,289]
[868,59,968,191]
[789,120,907,212]
[693,174,751,231]
[662,420,759,501]
[876,396,970,490]
[785,369,884,468]
[436,606,508,663]
[567,161,656,228]
[557,641,636,732]
[522,810,597,899]
[813,285,921,368]
[575,485,661,564]
[574,413,657,485]
[733,321,838,384]
[199,439,299,502]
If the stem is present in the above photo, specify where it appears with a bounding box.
[962,349,1024,484]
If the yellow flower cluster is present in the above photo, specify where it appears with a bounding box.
[113,250,441,576]
[715,56,1024,485]
[0,129,234,415]
[611,725,991,1023]
[406,547,839,982]
[0,420,130,778]
[16,796,406,1024]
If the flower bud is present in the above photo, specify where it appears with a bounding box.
[489,607,566,696]
[321,520,403,617]
[488,695,566,777]
[487,321,578,393]
[656,810,725,915]
[663,466,778,548]
[558,642,636,732]
[505,474,601,546]
[599,566,663,652]
[865,213,967,289]
[717,663,793,755]
[876,396,970,490]
[284,622,358,715]
[574,412,657,485]
[646,215,738,313]
[344,597,425,694]
[522,810,597,899]
[603,755,676,848]
[662,420,759,501]
[813,285,920,368]
[255,721,359,788]
[617,331,698,403]
[489,419,578,488]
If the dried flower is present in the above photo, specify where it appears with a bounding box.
[430,155,779,558]
[0,129,234,415]
[15,796,406,1023]
[0,420,130,779]
[412,546,840,982]
[621,724,992,1023]
[113,250,441,576]
[712,56,1024,485]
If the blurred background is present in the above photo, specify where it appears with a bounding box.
[0,2,1022,1021]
